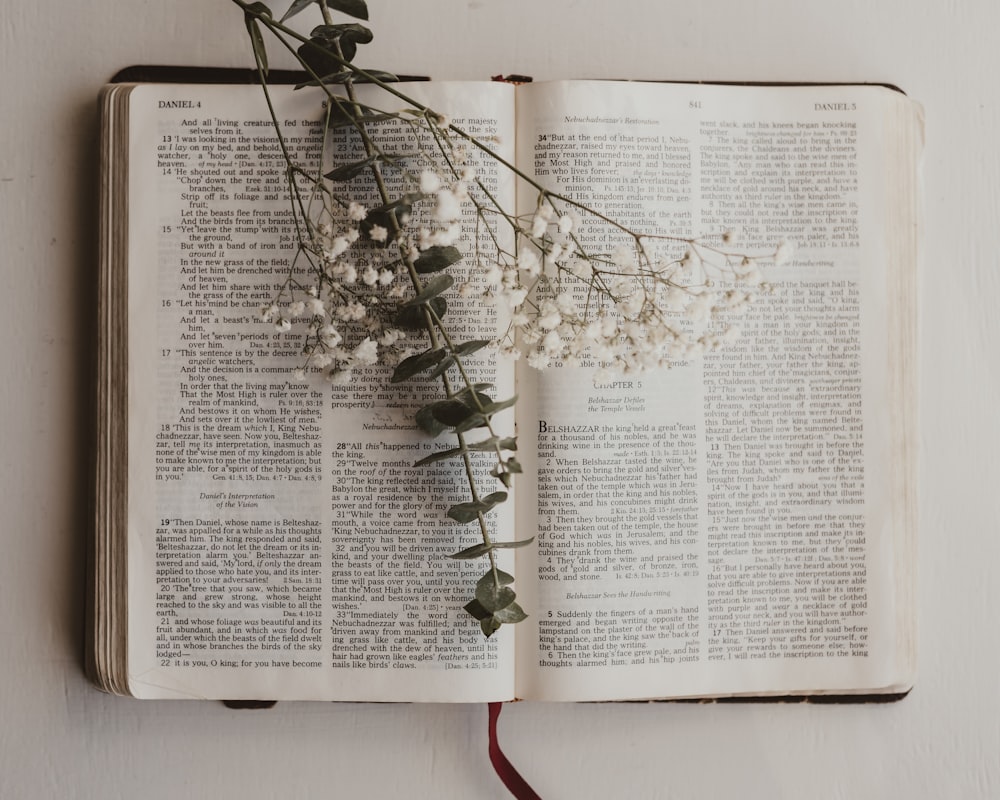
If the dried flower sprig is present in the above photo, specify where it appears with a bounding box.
[234,0,787,636]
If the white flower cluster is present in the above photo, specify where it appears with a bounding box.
[259,160,482,382]
[474,203,791,375]
[260,109,791,386]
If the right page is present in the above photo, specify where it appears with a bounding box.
[512,81,920,701]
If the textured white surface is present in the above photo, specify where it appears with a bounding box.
[0,0,993,797]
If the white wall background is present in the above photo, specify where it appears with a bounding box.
[1,0,994,797]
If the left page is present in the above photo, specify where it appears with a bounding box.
[124,81,518,701]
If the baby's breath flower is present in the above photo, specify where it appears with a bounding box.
[368,225,388,243]
[327,367,353,385]
[611,245,636,271]
[617,292,644,317]
[527,349,551,369]
[307,297,325,315]
[774,238,794,265]
[419,169,442,194]
[500,344,522,361]
[664,285,688,312]
[531,211,549,238]
[347,202,367,221]
[518,248,541,278]
[554,291,576,316]
[352,338,379,366]
[538,302,562,331]
[336,301,366,322]
[319,324,342,347]
[335,263,358,284]
[484,264,503,285]
[288,301,305,318]
[378,329,403,347]
[567,258,592,280]
[434,189,462,222]
[502,287,528,308]
[329,236,350,258]
[685,292,716,322]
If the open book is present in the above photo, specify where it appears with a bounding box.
[93,77,921,701]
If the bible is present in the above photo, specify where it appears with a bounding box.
[92,77,921,701]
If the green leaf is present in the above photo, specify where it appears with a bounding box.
[326,0,370,21]
[429,399,476,427]
[413,246,463,274]
[452,339,492,357]
[324,154,379,182]
[451,383,493,399]
[479,395,518,415]
[394,297,446,330]
[464,436,502,452]
[494,601,527,624]
[446,491,508,524]
[480,569,515,588]
[492,537,534,550]
[481,616,502,637]
[244,4,271,76]
[492,465,512,488]
[391,348,445,383]
[311,23,373,46]
[450,542,494,560]
[297,37,352,77]
[362,202,412,241]
[415,404,448,437]
[491,450,521,488]
[452,413,488,434]
[403,274,454,307]
[280,0,316,23]
[475,571,517,613]
[477,585,515,613]
[463,598,492,620]
[425,355,456,380]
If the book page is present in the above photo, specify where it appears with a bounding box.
[124,81,519,701]
[512,81,915,701]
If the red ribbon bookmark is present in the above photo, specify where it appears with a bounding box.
[488,702,542,800]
